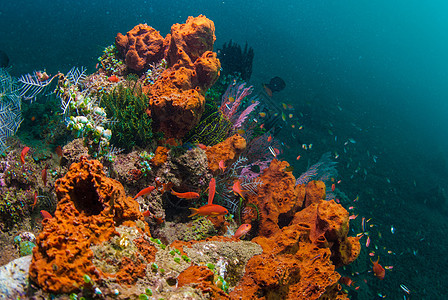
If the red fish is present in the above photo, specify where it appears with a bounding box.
[349,214,358,220]
[142,210,151,217]
[208,178,216,205]
[171,190,200,199]
[339,276,355,287]
[331,183,336,191]
[189,204,228,217]
[267,135,272,142]
[371,257,386,280]
[42,164,48,186]
[40,210,53,219]
[21,147,30,164]
[32,191,38,209]
[108,75,119,82]
[218,160,226,172]
[133,185,156,200]
[232,180,245,200]
[197,143,207,150]
[55,145,63,158]
[233,224,251,239]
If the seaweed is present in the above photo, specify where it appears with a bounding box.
[101,78,153,151]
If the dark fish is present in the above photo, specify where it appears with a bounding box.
[0,50,9,68]
[263,76,286,94]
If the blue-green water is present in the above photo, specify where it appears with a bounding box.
[1,1,447,298]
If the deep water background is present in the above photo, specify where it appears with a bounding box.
[1,0,447,298]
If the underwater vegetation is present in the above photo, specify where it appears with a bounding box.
[0,68,23,154]
[101,78,153,152]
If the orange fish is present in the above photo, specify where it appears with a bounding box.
[133,185,156,200]
[339,276,355,287]
[208,178,216,205]
[154,216,164,224]
[267,135,272,142]
[232,180,245,200]
[108,75,119,82]
[296,155,301,160]
[40,210,52,219]
[21,147,30,165]
[349,214,358,220]
[55,145,63,158]
[171,190,200,199]
[189,204,228,217]
[331,183,336,191]
[263,84,273,97]
[371,257,386,280]
[32,191,38,209]
[218,160,226,172]
[233,224,251,239]
[42,163,48,186]
[142,210,151,217]
[197,143,207,150]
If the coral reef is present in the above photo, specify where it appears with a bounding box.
[231,198,358,299]
[205,134,247,174]
[146,15,221,138]
[29,158,148,293]
[243,159,305,237]
[115,24,166,73]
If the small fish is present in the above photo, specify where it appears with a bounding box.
[21,147,30,165]
[233,224,251,239]
[40,210,53,219]
[133,185,156,200]
[390,225,395,234]
[268,146,277,157]
[228,96,235,103]
[154,216,164,224]
[32,191,38,209]
[108,75,119,82]
[369,252,375,257]
[348,206,354,210]
[197,143,207,150]
[55,145,63,158]
[218,160,226,172]
[232,180,246,199]
[366,236,371,247]
[302,144,307,150]
[371,257,386,280]
[189,204,228,217]
[296,155,301,160]
[142,210,151,217]
[288,113,293,118]
[282,103,288,110]
[400,284,410,294]
[331,183,335,191]
[339,276,355,287]
[308,144,313,150]
[298,125,303,130]
[348,138,356,144]
[171,190,200,199]
[267,135,272,142]
[384,266,393,270]
[259,112,266,118]
[349,214,358,220]
[208,178,216,205]
[281,111,286,121]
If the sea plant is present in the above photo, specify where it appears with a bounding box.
[101,78,153,151]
